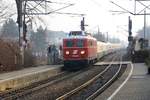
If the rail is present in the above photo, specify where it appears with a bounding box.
[56,55,121,100]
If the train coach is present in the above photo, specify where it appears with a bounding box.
[62,31,120,69]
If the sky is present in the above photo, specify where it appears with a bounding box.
[43,0,146,42]
[6,0,150,43]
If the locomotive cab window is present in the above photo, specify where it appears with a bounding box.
[90,41,93,46]
[76,39,84,47]
[66,40,74,47]
[88,40,93,47]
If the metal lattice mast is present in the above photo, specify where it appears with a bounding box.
[110,0,150,55]
[134,0,150,39]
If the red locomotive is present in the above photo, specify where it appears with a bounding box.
[62,31,120,69]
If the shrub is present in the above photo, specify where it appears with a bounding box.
[0,39,21,72]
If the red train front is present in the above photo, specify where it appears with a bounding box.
[63,31,97,69]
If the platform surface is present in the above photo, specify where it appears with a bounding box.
[0,65,62,91]
[0,65,61,81]
[95,63,150,100]
[94,61,130,65]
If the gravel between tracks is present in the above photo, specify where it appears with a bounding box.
[17,65,106,100]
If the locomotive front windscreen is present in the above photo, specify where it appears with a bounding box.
[65,39,84,47]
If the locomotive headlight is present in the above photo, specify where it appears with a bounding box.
[65,51,70,55]
[80,50,85,54]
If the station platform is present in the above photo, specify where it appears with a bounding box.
[95,63,150,100]
[0,65,62,91]
[94,61,130,65]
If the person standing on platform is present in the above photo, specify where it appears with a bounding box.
[52,45,59,64]
[47,45,52,64]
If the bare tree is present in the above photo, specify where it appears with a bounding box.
[0,0,16,23]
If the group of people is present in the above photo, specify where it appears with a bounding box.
[47,44,60,64]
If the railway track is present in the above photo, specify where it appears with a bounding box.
[56,52,125,100]
[0,71,81,99]
[1,64,102,100]
[0,51,126,100]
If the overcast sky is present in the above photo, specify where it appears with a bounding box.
[44,0,148,42]
[7,0,150,43]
